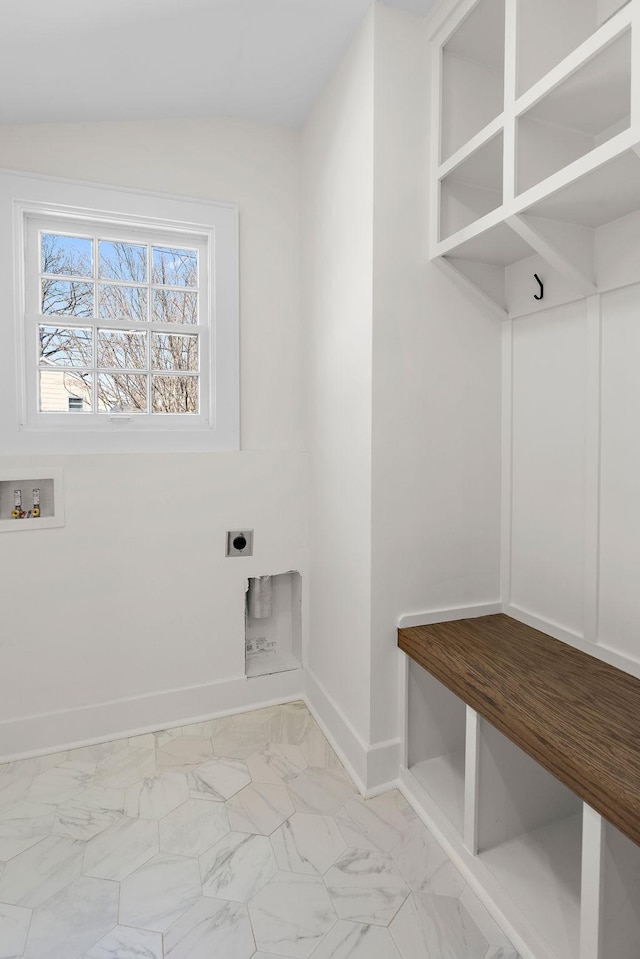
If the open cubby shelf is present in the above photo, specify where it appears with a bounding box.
[440,0,505,161]
[432,0,639,316]
[601,823,640,959]
[399,613,640,959]
[440,132,504,241]
[516,29,632,196]
[400,614,640,845]
[481,812,583,959]
[516,0,631,97]
[406,660,466,835]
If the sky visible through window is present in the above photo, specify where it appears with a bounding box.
[38,232,200,414]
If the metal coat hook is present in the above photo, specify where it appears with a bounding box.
[534,274,544,300]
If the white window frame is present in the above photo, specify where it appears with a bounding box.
[0,169,239,454]
[27,216,210,429]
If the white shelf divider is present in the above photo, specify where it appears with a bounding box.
[580,805,604,959]
[439,131,504,241]
[463,706,480,854]
[437,114,505,181]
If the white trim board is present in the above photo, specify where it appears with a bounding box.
[0,166,238,212]
[0,669,303,763]
[0,662,401,800]
[398,603,502,629]
[303,666,401,796]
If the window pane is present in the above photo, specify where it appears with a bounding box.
[39,371,93,412]
[99,241,147,282]
[99,284,148,322]
[41,234,92,278]
[41,280,94,317]
[97,373,147,413]
[152,333,198,372]
[152,289,198,325]
[39,326,92,367]
[152,246,197,287]
[98,329,147,370]
[152,375,198,413]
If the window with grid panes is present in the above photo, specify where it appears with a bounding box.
[1,171,238,454]
[30,220,207,421]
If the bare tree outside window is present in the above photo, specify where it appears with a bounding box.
[39,233,199,414]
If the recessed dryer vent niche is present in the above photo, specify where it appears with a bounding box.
[245,571,302,678]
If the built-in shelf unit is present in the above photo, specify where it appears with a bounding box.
[399,612,640,959]
[0,467,64,532]
[431,0,639,318]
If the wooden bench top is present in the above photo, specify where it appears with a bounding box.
[398,614,640,847]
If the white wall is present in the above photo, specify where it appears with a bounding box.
[505,278,640,673]
[0,118,307,757]
[302,5,502,783]
[0,15,501,776]
[0,117,302,452]
[510,302,587,636]
[302,8,375,766]
[370,4,502,746]
[599,283,640,660]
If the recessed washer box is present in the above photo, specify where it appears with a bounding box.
[0,467,64,532]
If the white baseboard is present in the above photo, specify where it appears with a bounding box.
[0,661,402,797]
[365,736,402,793]
[0,669,304,763]
[303,667,368,792]
[398,602,503,629]
[303,666,400,796]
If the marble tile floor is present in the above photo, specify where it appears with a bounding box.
[0,701,521,959]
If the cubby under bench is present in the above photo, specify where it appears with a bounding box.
[398,614,640,959]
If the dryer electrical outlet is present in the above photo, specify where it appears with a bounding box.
[226,529,253,557]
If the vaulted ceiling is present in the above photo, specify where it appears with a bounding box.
[1,0,438,127]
